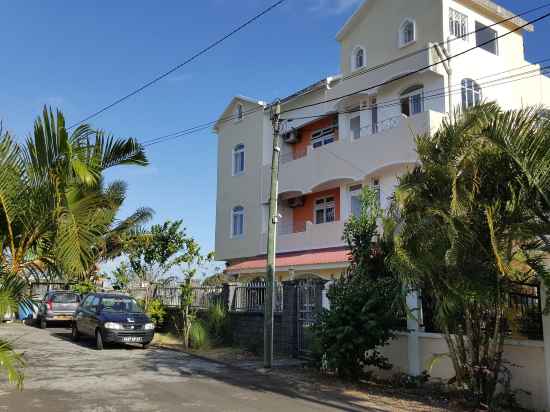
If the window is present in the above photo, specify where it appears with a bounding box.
[315,197,336,224]
[235,104,243,122]
[351,46,366,71]
[232,206,245,237]
[399,19,416,47]
[449,8,468,40]
[461,79,482,109]
[311,126,336,149]
[400,85,424,116]
[349,184,363,217]
[233,144,245,175]
[475,22,498,55]
[350,116,361,140]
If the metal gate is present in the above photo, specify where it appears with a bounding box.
[297,279,321,356]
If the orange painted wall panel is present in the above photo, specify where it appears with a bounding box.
[292,115,338,159]
[292,188,340,233]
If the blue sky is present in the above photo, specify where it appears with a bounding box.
[1,0,549,274]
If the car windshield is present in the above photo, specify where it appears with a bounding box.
[52,293,79,303]
[101,297,142,313]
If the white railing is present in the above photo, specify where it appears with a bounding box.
[351,114,408,140]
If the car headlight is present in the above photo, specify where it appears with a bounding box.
[144,323,155,330]
[104,322,123,330]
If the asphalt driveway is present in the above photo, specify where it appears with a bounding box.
[0,323,368,412]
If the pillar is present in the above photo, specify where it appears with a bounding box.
[406,290,422,376]
[541,285,550,409]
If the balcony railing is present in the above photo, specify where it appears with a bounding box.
[277,220,307,236]
[350,114,408,140]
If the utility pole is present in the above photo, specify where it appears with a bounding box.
[264,100,281,368]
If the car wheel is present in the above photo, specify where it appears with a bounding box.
[95,330,104,350]
[40,317,47,329]
[142,342,150,349]
[71,323,80,342]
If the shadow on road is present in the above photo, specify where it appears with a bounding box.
[140,348,383,412]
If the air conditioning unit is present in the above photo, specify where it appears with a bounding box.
[282,129,300,144]
[287,196,305,208]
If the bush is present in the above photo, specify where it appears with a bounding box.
[146,299,166,327]
[71,281,97,296]
[189,320,210,349]
[313,187,405,379]
[204,302,230,344]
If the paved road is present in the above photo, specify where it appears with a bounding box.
[0,323,365,412]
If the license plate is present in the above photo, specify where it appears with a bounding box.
[54,315,72,321]
[122,336,142,343]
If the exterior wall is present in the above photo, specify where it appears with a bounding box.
[377,333,547,411]
[339,0,445,77]
[215,100,266,262]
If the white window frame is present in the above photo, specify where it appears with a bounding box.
[399,18,416,48]
[311,126,336,149]
[235,104,244,123]
[449,8,469,41]
[231,206,245,238]
[461,78,482,109]
[349,184,363,218]
[351,46,366,71]
[314,196,336,225]
[232,143,245,176]
[400,85,424,117]
[475,21,498,55]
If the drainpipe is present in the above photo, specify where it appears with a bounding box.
[433,43,453,119]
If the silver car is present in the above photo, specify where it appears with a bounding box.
[37,291,81,329]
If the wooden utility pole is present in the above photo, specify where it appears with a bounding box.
[264,101,281,368]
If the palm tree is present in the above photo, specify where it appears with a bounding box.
[391,102,550,405]
[0,272,31,389]
[0,107,149,281]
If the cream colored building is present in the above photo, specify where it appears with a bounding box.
[215,2,550,408]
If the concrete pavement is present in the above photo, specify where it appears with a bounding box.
[0,323,369,412]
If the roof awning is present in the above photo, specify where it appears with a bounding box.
[226,247,351,274]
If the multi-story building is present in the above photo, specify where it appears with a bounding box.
[214,0,550,281]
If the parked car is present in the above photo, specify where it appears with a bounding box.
[72,293,155,350]
[37,290,81,329]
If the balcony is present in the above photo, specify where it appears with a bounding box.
[261,110,445,201]
[261,220,346,254]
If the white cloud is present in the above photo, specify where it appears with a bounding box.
[308,0,363,15]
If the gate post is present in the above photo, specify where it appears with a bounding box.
[282,280,298,357]
[222,282,239,312]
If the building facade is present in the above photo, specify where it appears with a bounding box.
[214,0,550,282]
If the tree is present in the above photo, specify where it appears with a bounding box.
[0,107,149,282]
[314,187,405,379]
[391,103,550,406]
[0,272,32,389]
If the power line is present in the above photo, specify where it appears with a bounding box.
[315,68,550,178]
[283,59,550,123]
[140,6,550,148]
[141,57,550,147]
[67,0,286,130]
[280,10,550,115]
[342,3,550,84]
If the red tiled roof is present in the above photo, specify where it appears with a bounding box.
[226,247,350,273]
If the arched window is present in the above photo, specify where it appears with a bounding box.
[400,85,424,116]
[351,46,366,71]
[233,144,245,175]
[232,206,245,237]
[399,18,416,47]
[461,79,482,109]
[235,104,243,122]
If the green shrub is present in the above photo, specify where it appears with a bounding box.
[71,281,97,296]
[205,302,230,344]
[189,320,210,349]
[146,299,166,327]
